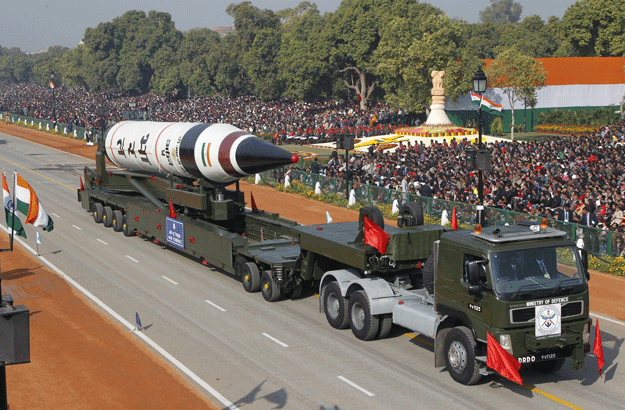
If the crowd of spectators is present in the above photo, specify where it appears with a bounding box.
[0,82,408,141]
[2,82,624,254]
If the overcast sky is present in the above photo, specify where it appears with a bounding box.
[3,0,578,54]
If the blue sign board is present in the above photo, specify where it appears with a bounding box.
[166,217,185,250]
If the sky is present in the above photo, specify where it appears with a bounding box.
[2,0,578,54]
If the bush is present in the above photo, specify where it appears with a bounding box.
[490,117,503,136]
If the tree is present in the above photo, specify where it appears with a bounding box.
[277,2,334,101]
[496,15,559,58]
[486,47,547,140]
[373,5,478,112]
[560,0,625,57]
[479,0,522,25]
[178,28,221,96]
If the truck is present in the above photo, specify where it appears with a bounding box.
[78,121,592,385]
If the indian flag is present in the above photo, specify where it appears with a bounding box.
[14,172,54,232]
[471,92,503,114]
[2,171,27,238]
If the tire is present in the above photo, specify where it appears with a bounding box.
[323,282,349,329]
[349,290,379,341]
[398,202,424,227]
[444,326,481,385]
[377,314,393,339]
[359,205,384,230]
[122,215,133,237]
[93,203,104,223]
[103,206,114,228]
[240,262,260,293]
[112,210,124,232]
[422,254,435,294]
[530,358,565,374]
[261,271,281,302]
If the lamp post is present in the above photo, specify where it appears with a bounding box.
[49,71,56,123]
[472,66,487,226]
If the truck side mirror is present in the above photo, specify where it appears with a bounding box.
[467,261,481,286]
[581,249,590,281]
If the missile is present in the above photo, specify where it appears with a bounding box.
[104,121,299,184]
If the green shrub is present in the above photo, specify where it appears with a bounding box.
[490,117,503,136]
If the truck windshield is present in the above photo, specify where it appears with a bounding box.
[490,246,587,301]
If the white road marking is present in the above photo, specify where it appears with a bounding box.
[205,300,226,312]
[51,213,60,218]
[337,376,374,397]
[591,312,625,327]
[0,225,239,410]
[162,276,178,285]
[72,225,82,230]
[97,239,108,245]
[125,255,139,263]
[262,333,289,348]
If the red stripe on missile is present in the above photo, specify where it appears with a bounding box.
[218,131,247,178]
[154,123,175,173]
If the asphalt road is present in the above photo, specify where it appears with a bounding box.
[1,131,623,410]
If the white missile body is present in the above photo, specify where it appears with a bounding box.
[104,121,297,184]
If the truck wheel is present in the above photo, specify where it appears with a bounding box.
[349,290,379,341]
[377,314,393,339]
[444,326,481,385]
[261,271,281,302]
[283,283,303,300]
[122,215,134,237]
[93,203,104,223]
[112,210,124,232]
[323,282,349,329]
[240,262,260,293]
[103,206,114,228]
[423,254,435,294]
[530,358,565,374]
[398,202,424,227]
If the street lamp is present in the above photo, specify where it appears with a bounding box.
[472,66,488,226]
[49,71,56,124]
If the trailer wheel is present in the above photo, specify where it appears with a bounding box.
[349,290,379,341]
[112,210,124,232]
[93,203,104,223]
[423,254,435,294]
[260,271,281,302]
[103,206,114,228]
[398,202,424,227]
[377,314,393,339]
[359,206,384,230]
[444,326,481,385]
[530,358,565,374]
[323,282,349,329]
[122,215,134,237]
[240,262,260,293]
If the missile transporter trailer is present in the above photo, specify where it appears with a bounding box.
[78,121,592,385]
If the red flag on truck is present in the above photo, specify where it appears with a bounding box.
[250,192,259,212]
[168,200,177,218]
[364,215,389,254]
[487,332,523,385]
[451,206,458,231]
[594,319,604,377]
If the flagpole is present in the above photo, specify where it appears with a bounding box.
[9,172,17,252]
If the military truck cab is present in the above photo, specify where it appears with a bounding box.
[318,210,591,385]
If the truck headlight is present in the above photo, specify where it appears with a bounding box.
[583,322,591,346]
[499,334,513,355]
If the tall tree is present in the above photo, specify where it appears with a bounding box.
[479,0,523,25]
[486,47,547,140]
[277,2,334,101]
[178,28,221,96]
[560,0,625,57]
[496,15,559,58]
[373,3,477,111]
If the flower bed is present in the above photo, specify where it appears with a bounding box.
[534,123,599,135]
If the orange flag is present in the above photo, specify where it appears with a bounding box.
[594,319,604,377]
[487,332,523,385]
[364,215,389,254]
[250,192,258,212]
[451,206,458,231]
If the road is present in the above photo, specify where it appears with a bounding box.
[1,130,623,410]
